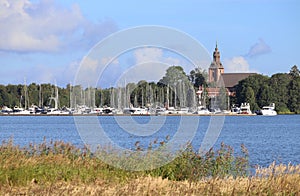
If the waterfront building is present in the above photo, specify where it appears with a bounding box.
[207,43,256,97]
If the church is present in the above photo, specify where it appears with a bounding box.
[207,43,256,97]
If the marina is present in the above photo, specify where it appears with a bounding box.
[0,105,258,116]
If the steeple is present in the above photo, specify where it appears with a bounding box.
[209,42,224,83]
[213,41,221,65]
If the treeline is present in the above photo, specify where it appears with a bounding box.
[0,65,299,113]
[0,66,206,109]
[234,65,300,113]
[0,83,71,109]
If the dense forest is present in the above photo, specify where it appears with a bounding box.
[234,65,300,113]
[0,65,299,113]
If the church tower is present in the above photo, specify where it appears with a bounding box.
[208,42,224,83]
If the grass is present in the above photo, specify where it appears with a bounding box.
[277,111,296,115]
[0,138,299,195]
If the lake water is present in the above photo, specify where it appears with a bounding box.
[0,115,299,168]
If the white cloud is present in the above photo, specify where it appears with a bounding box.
[117,47,196,85]
[134,47,163,64]
[100,56,119,65]
[117,62,169,85]
[224,56,250,73]
[246,38,271,58]
[164,57,181,65]
[10,45,189,88]
[134,47,185,68]
[0,0,117,53]
[61,60,80,84]
[132,48,181,81]
[81,56,99,72]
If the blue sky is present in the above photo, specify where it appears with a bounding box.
[0,0,299,87]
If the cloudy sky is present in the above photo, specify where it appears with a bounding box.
[0,0,299,87]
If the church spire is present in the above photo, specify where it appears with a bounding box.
[209,42,224,83]
[213,41,221,64]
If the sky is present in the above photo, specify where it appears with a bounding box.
[0,0,299,87]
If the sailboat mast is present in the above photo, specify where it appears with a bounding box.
[55,85,58,109]
[39,84,42,108]
[69,83,72,108]
[141,88,144,107]
[167,85,170,108]
[23,78,29,110]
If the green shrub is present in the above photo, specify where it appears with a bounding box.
[147,142,249,181]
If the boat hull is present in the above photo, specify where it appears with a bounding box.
[261,110,277,116]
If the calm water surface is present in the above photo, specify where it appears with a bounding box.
[0,115,299,167]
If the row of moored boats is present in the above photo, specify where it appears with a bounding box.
[0,103,277,116]
[231,103,277,116]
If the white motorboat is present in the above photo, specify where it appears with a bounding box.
[1,106,13,114]
[123,107,148,115]
[166,107,176,114]
[240,103,252,115]
[46,108,70,115]
[91,107,103,114]
[194,106,210,115]
[209,108,222,114]
[101,107,115,115]
[260,103,277,116]
[12,106,31,115]
[231,104,241,114]
[176,107,190,114]
[155,107,167,115]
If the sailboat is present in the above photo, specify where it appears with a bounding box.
[13,79,31,115]
[194,86,210,114]
[47,84,70,115]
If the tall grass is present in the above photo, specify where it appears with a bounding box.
[147,142,249,181]
[0,138,299,195]
[0,138,136,186]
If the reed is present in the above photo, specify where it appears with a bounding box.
[146,142,249,181]
[0,139,299,195]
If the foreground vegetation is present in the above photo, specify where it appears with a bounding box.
[0,139,299,195]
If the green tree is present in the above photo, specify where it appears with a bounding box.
[159,66,188,86]
[217,87,229,110]
[289,65,300,78]
[288,77,300,113]
[59,86,70,108]
[257,85,275,108]
[235,74,269,110]
[0,85,10,106]
[6,84,19,106]
[189,67,207,88]
[28,83,39,106]
[158,66,193,107]
[269,73,292,112]
[237,85,258,111]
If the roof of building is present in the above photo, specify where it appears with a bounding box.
[221,73,256,88]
